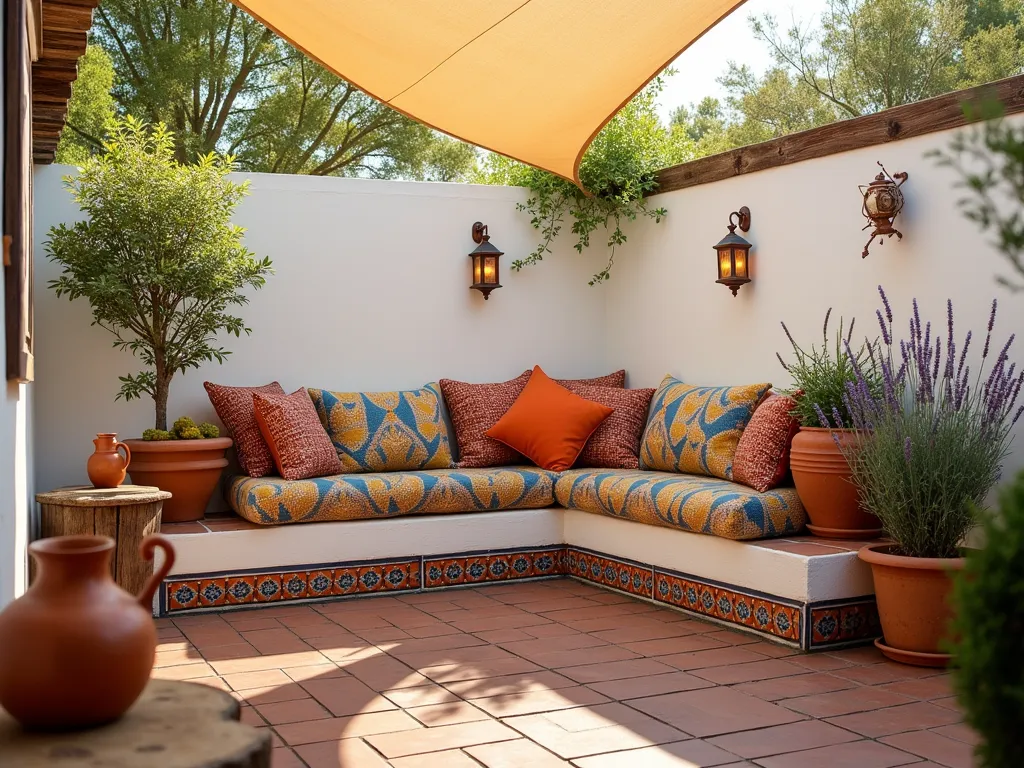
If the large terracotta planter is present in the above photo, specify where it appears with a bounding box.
[0,534,175,729]
[123,437,232,523]
[789,427,882,539]
[859,543,964,667]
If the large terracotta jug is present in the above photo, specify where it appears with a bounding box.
[86,432,131,488]
[0,534,175,730]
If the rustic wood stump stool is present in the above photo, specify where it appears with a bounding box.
[0,679,270,767]
[34,486,172,596]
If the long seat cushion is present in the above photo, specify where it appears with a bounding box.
[555,469,805,541]
[230,466,558,525]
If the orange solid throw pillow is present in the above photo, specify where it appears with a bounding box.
[486,366,614,472]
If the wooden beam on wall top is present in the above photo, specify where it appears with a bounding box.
[652,74,1024,195]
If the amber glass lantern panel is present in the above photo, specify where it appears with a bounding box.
[473,256,482,284]
[718,250,732,280]
[732,246,748,279]
[483,255,497,284]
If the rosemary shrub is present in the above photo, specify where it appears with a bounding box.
[777,308,877,428]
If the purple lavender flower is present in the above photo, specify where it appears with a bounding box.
[822,308,832,345]
[781,321,796,350]
[904,437,912,465]
[876,309,891,345]
[878,285,893,324]
[776,352,790,372]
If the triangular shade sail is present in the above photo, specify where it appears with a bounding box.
[230,0,745,186]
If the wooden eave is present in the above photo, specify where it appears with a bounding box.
[31,0,99,164]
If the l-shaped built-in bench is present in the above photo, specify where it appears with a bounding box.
[158,466,878,652]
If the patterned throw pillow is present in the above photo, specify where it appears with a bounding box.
[204,381,285,477]
[640,376,771,481]
[485,367,614,471]
[440,370,628,468]
[253,389,342,481]
[307,383,454,473]
[563,384,656,469]
[733,393,801,492]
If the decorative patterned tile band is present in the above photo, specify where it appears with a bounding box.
[161,543,879,652]
[808,598,881,650]
[165,558,422,613]
[423,548,565,589]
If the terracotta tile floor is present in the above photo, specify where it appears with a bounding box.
[153,579,976,768]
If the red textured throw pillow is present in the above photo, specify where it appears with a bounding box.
[253,389,342,481]
[557,370,626,389]
[733,393,801,492]
[204,381,285,477]
[486,367,614,471]
[563,384,655,469]
[439,371,532,468]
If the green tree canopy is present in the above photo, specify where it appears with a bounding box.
[55,45,117,164]
[90,0,474,180]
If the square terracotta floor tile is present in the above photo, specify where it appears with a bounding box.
[294,737,391,768]
[274,710,423,746]
[929,722,979,746]
[825,700,962,737]
[586,671,715,700]
[626,687,804,737]
[422,657,545,684]
[656,646,770,672]
[707,720,861,759]
[253,697,331,725]
[365,719,520,758]
[465,738,572,767]
[752,739,922,768]
[690,659,807,685]
[731,672,860,702]
[270,747,305,768]
[301,676,399,717]
[879,674,954,701]
[406,700,490,726]
[381,683,460,708]
[526,645,641,669]
[443,669,579,699]
[781,686,916,718]
[389,748,485,768]
[473,685,610,717]
[503,709,689,760]
[234,682,310,705]
[880,729,976,768]
[572,739,741,767]
[557,657,679,684]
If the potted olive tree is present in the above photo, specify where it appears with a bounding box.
[47,117,272,522]
[822,288,1021,666]
[778,310,883,538]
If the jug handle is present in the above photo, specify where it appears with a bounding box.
[116,440,131,469]
[137,534,176,608]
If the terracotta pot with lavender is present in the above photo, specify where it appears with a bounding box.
[836,290,1022,666]
[0,534,176,729]
[778,309,882,538]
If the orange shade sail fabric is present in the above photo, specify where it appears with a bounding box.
[229,0,745,185]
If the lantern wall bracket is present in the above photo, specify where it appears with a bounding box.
[472,221,488,243]
[729,206,751,234]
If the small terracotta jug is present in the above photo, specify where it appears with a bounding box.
[87,433,131,488]
[0,534,175,730]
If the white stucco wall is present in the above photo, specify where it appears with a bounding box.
[606,120,1024,479]
[31,169,611,497]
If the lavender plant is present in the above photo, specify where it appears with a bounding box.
[821,287,1023,559]
[777,308,877,428]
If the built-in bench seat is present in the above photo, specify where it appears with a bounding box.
[556,469,805,541]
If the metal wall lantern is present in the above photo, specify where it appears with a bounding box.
[860,162,908,258]
[469,222,502,300]
[714,206,752,297]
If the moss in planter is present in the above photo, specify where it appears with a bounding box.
[951,470,1024,768]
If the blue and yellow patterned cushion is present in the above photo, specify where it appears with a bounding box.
[555,469,805,541]
[640,376,771,480]
[230,466,557,525]
[308,383,454,473]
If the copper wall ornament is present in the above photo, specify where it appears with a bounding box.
[859,163,908,258]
